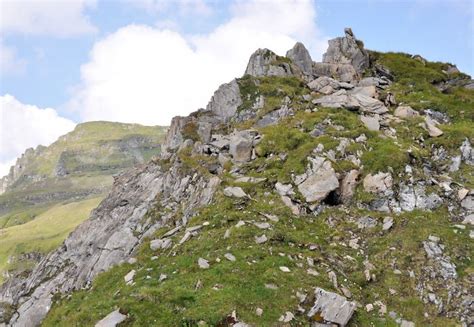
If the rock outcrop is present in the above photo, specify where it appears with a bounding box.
[323,27,369,74]
[286,42,313,76]
[206,79,242,122]
[245,48,296,77]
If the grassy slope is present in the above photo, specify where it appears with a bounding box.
[0,197,103,283]
[42,54,473,326]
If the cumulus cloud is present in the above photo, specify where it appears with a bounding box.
[70,0,327,126]
[0,0,97,37]
[0,95,76,177]
[0,39,27,75]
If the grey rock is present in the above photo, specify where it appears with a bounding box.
[423,240,457,279]
[400,320,415,327]
[308,76,343,94]
[462,214,474,225]
[357,216,377,229]
[150,238,172,251]
[399,184,442,211]
[382,216,394,231]
[198,258,210,269]
[307,287,356,326]
[425,117,443,137]
[312,62,358,83]
[206,79,242,122]
[460,138,474,165]
[95,309,127,327]
[245,48,294,77]
[313,90,387,114]
[461,195,474,211]
[124,270,136,285]
[340,170,359,204]
[298,159,339,203]
[322,28,369,74]
[223,186,247,198]
[360,114,380,131]
[350,85,378,98]
[275,182,294,196]
[358,76,391,89]
[224,253,236,262]
[394,106,419,119]
[229,131,254,162]
[255,234,268,244]
[286,42,313,75]
[255,101,293,127]
[449,156,461,172]
[363,172,393,195]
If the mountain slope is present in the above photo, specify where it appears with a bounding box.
[1,29,473,327]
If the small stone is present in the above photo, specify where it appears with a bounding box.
[425,116,443,137]
[159,274,167,282]
[124,270,135,285]
[307,268,319,276]
[198,258,210,269]
[254,222,271,229]
[127,257,137,265]
[256,308,263,316]
[393,269,402,275]
[223,186,248,198]
[341,287,352,298]
[400,320,415,327]
[235,220,245,228]
[458,188,469,200]
[265,283,278,290]
[382,216,393,231]
[428,235,440,243]
[462,214,474,225]
[389,288,397,295]
[255,234,268,244]
[279,266,291,272]
[224,253,236,262]
[279,311,294,322]
[224,228,231,239]
[366,303,374,312]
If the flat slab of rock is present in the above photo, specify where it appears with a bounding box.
[95,309,127,327]
[363,172,392,194]
[360,114,380,131]
[198,258,210,269]
[307,288,356,326]
[223,186,247,198]
[394,106,419,118]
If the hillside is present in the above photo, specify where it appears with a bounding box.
[1,29,473,327]
[0,122,167,283]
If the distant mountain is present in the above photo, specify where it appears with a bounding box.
[0,121,167,227]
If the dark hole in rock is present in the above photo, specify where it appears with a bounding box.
[323,190,342,206]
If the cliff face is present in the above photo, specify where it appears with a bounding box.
[1,29,473,327]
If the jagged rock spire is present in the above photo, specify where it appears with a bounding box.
[244,48,294,77]
[322,27,369,74]
[286,42,313,76]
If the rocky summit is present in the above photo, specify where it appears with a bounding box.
[1,29,473,327]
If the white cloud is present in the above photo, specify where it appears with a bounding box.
[0,94,76,177]
[130,0,213,16]
[0,40,27,75]
[0,0,97,37]
[70,0,327,126]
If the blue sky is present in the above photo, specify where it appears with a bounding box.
[0,0,473,175]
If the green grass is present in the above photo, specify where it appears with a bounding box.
[0,197,102,284]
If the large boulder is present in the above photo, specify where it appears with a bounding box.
[307,288,356,326]
[244,48,295,77]
[229,130,256,162]
[206,79,242,122]
[363,172,393,194]
[297,157,339,203]
[323,28,369,74]
[312,90,388,114]
[286,42,313,76]
[312,62,358,83]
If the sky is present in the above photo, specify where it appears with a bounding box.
[0,0,473,177]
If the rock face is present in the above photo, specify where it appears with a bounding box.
[286,42,313,75]
[244,48,295,77]
[323,28,369,74]
[206,79,242,122]
[307,288,356,326]
[0,160,221,326]
[312,62,358,83]
[313,89,388,114]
